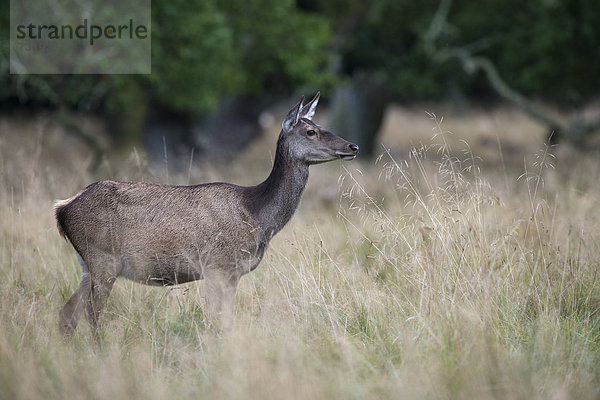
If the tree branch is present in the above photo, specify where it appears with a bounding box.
[424,0,600,143]
[58,107,106,172]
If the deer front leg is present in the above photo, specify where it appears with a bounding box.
[204,268,239,329]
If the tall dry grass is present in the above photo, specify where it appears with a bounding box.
[0,110,598,399]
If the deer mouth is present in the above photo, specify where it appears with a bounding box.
[338,154,357,160]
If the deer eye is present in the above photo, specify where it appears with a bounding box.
[306,130,317,137]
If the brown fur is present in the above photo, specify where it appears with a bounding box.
[54,190,85,239]
[56,93,358,339]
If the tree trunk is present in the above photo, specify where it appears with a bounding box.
[329,74,388,158]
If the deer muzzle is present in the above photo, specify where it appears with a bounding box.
[336,143,359,160]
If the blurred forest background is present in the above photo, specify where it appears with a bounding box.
[1,0,599,169]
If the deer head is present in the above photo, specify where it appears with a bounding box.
[281,92,359,165]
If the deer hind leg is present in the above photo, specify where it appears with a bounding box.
[59,253,91,340]
[85,276,116,336]
[83,252,118,339]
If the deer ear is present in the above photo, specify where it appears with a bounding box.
[299,91,320,120]
[282,96,304,132]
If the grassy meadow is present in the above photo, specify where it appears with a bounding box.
[0,107,599,399]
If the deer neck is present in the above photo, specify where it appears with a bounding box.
[248,135,309,239]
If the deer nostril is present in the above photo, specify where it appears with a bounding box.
[349,144,359,153]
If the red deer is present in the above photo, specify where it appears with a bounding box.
[55,93,358,339]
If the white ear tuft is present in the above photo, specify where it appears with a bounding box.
[282,96,304,132]
[299,91,320,120]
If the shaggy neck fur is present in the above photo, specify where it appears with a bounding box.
[247,133,309,239]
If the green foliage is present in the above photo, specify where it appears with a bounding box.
[342,0,464,99]
[307,0,599,105]
[219,0,332,95]
[450,0,600,105]
[1,0,598,132]
[0,0,332,119]
[150,0,239,113]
